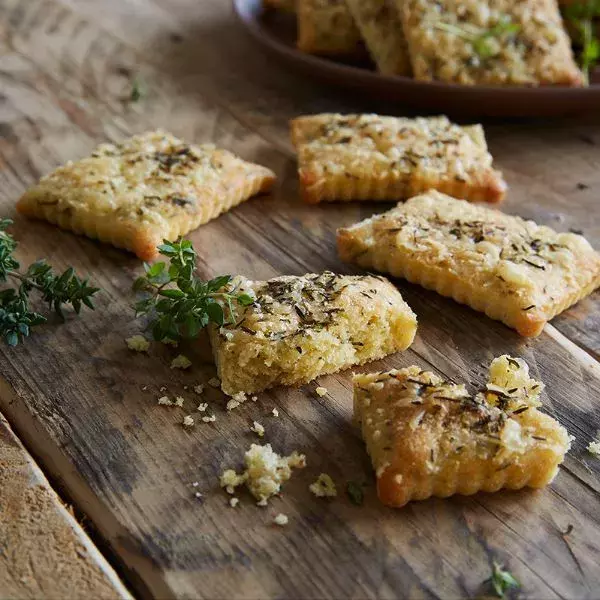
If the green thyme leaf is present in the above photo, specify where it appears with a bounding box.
[346,481,364,506]
[488,561,520,598]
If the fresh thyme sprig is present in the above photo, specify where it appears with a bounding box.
[436,16,521,60]
[487,561,520,598]
[0,219,99,346]
[133,238,254,342]
[563,1,600,84]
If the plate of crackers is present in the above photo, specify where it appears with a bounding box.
[234,0,600,117]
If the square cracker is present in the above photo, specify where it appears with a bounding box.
[17,131,275,260]
[400,0,583,86]
[209,271,417,395]
[297,0,363,56]
[354,355,571,508]
[344,0,411,76]
[290,113,507,204]
[337,190,600,337]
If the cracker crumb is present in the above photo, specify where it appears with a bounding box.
[251,396,258,402]
[125,334,150,352]
[273,513,288,526]
[229,497,239,508]
[208,377,221,388]
[588,440,600,456]
[158,396,172,406]
[309,473,337,498]
[195,492,203,498]
[197,403,208,412]
[192,481,199,487]
[183,415,195,427]
[142,385,148,391]
[171,354,192,369]
[174,396,185,407]
[183,385,188,390]
[315,386,328,397]
[194,384,205,395]
[160,386,167,392]
[202,414,216,423]
[227,391,247,411]
[251,421,265,438]
[271,408,279,417]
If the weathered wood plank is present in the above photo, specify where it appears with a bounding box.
[0,412,132,599]
[0,0,598,598]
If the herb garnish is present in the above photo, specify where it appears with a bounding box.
[133,238,254,342]
[0,219,99,346]
[435,16,521,60]
[563,1,600,84]
[487,561,520,598]
[346,481,364,506]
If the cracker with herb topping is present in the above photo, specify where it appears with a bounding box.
[400,0,583,86]
[297,0,363,56]
[17,131,275,260]
[337,191,600,337]
[354,355,572,508]
[344,0,411,75]
[209,271,417,395]
[290,114,507,204]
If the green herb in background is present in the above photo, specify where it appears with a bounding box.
[130,75,146,102]
[563,1,600,84]
[487,561,520,598]
[435,16,521,61]
[346,481,364,506]
[0,219,99,346]
[133,238,254,342]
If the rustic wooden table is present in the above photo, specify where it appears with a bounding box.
[0,0,599,598]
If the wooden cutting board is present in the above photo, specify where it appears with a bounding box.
[0,0,598,598]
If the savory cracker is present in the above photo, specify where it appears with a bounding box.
[354,355,572,507]
[297,0,363,56]
[209,271,417,395]
[400,0,583,86]
[290,113,507,204]
[17,131,275,260]
[344,0,411,75]
[337,191,600,337]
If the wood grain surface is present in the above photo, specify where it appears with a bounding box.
[0,0,598,598]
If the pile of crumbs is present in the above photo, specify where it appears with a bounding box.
[309,473,337,498]
[171,354,192,369]
[125,334,150,352]
[220,443,306,506]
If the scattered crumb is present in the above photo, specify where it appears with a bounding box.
[315,386,328,397]
[309,473,337,498]
[208,377,221,388]
[125,334,150,352]
[142,385,148,391]
[174,396,185,407]
[160,386,167,392]
[273,513,288,526]
[158,396,172,406]
[194,384,205,395]
[271,408,279,418]
[197,403,208,412]
[183,415,195,427]
[183,385,188,391]
[194,492,203,498]
[251,396,258,402]
[219,443,306,505]
[227,391,247,411]
[250,421,265,438]
[588,440,600,456]
[202,415,216,423]
[229,497,240,508]
[171,354,192,369]
[192,481,199,487]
